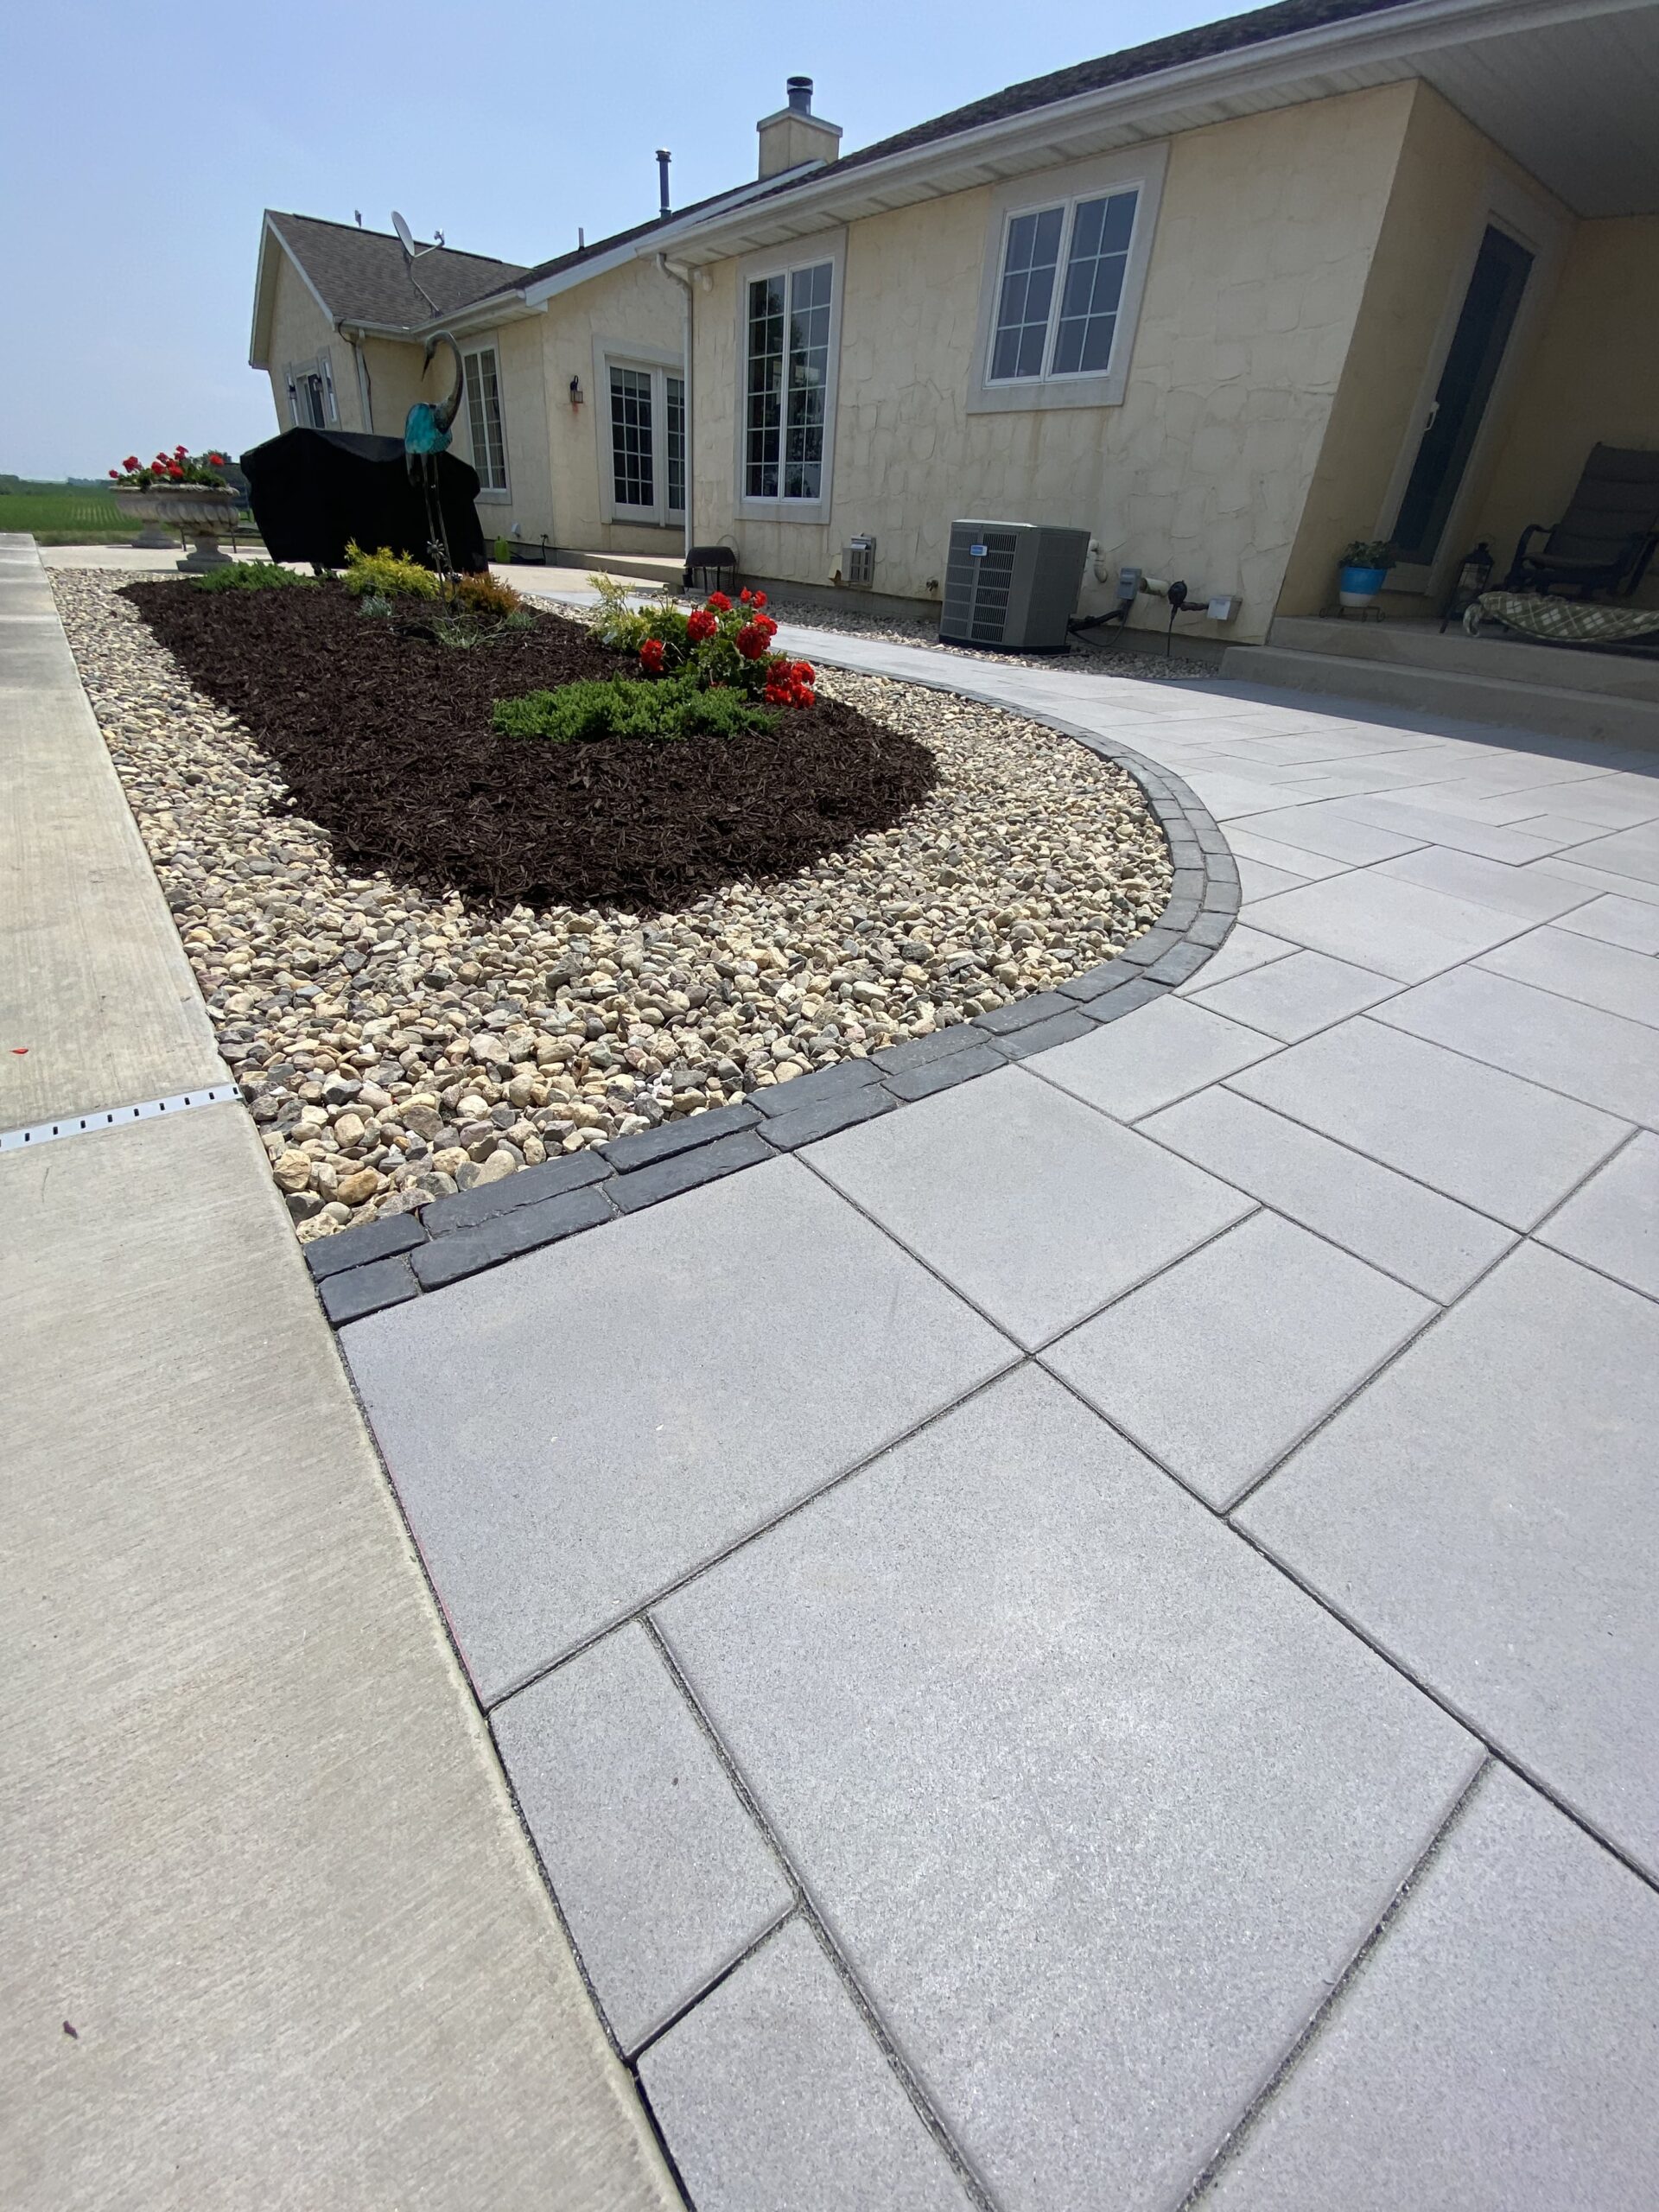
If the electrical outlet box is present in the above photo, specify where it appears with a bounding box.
[1206,594,1241,622]
[1116,566,1143,602]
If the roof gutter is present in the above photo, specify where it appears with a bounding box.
[646,0,1637,256]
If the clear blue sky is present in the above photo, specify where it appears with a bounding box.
[2,0,1224,480]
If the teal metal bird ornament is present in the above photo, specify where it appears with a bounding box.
[404,332,464,573]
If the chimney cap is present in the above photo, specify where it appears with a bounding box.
[786,75,813,113]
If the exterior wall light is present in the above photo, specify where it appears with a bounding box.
[569,376,584,407]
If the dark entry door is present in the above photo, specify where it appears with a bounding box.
[1392,224,1534,569]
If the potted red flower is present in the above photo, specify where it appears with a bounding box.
[110,448,241,569]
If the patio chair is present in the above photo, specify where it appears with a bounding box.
[1504,444,1659,598]
[684,543,738,593]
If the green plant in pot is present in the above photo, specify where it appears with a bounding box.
[1338,540,1396,610]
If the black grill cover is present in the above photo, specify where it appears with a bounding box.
[240,428,488,573]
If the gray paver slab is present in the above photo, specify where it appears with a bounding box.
[1229,1017,1628,1228]
[1047,1211,1433,1505]
[1554,892,1659,954]
[1478,924,1659,1029]
[1562,819,1659,887]
[1220,829,1350,881]
[1242,872,1532,982]
[340,1159,1009,1700]
[1140,1086,1515,1301]
[1535,1131,1659,1300]
[1225,804,1423,864]
[807,1065,1251,1347]
[1174,922,1297,994]
[1375,844,1595,921]
[1372,965,1659,1128]
[1322,796,1566,862]
[493,1624,791,2052]
[1240,1243,1659,1877]
[639,1919,971,2212]
[1030,996,1280,1122]
[1205,1766,1659,2211]
[1187,949,1398,1042]
[656,1367,1477,2212]
[1236,855,1313,902]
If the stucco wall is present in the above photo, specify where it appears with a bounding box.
[538,256,688,553]
[690,83,1414,645]
[1278,84,1570,618]
[261,252,359,433]
[1474,216,1659,608]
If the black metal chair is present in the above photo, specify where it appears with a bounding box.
[683,543,738,592]
[1504,444,1659,598]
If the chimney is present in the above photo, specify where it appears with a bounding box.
[756,76,842,181]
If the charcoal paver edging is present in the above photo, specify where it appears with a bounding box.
[306,696,1238,1324]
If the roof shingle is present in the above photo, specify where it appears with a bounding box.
[268,213,530,328]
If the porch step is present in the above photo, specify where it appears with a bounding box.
[1218,644,1659,751]
[1269,614,1659,706]
[557,549,683,588]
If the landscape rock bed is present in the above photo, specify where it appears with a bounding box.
[55,569,1175,1241]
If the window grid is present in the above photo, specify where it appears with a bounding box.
[609,365,654,509]
[666,373,686,515]
[464,346,508,491]
[746,260,833,502]
[988,188,1140,385]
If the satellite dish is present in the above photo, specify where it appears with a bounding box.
[391,209,416,256]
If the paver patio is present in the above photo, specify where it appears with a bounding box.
[16,545,1659,2207]
[337,613,1659,2208]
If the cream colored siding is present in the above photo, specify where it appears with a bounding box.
[691,84,1414,645]
[1278,85,1570,619]
[263,252,359,432]
[540,257,688,553]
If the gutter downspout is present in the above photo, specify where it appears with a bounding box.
[345,332,374,432]
[657,251,694,570]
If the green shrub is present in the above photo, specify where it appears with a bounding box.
[191,560,314,593]
[341,540,441,599]
[357,591,394,620]
[453,569,523,622]
[493,674,778,744]
[589,571,656,652]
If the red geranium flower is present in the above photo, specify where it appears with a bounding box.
[108,467,120,479]
[738,587,752,603]
[792,660,815,683]
[734,620,769,661]
[752,590,767,609]
[686,607,718,643]
[706,591,732,613]
[123,455,140,471]
[167,463,185,479]
[175,444,188,456]
[639,637,665,673]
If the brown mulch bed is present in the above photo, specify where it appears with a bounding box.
[125,582,938,908]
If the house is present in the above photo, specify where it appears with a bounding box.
[250,0,1659,656]
[644,0,1659,647]
[249,207,700,557]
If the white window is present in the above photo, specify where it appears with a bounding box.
[594,345,686,525]
[969,147,1166,416]
[462,343,509,495]
[285,352,336,428]
[734,234,844,522]
[745,259,832,500]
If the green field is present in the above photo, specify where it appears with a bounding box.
[0,478,262,546]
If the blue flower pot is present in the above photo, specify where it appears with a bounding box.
[1338,563,1388,607]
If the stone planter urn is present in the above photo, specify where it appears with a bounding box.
[113,485,242,570]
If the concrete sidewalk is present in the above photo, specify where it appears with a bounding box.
[1,535,675,2209]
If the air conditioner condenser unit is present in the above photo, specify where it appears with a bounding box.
[940,520,1091,651]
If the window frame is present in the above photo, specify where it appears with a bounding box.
[284,350,337,429]
[594,337,686,526]
[734,230,845,526]
[461,338,511,500]
[967,144,1167,416]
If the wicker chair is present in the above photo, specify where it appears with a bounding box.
[1505,444,1659,598]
